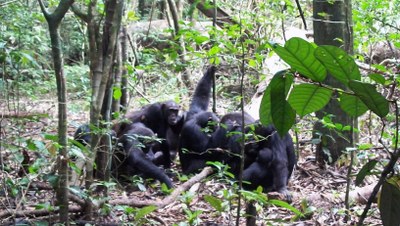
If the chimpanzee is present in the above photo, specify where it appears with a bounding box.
[73,124,91,146]
[213,112,296,200]
[212,111,257,175]
[186,66,217,119]
[179,111,222,174]
[178,66,221,174]
[114,122,173,188]
[120,100,184,168]
[242,123,296,201]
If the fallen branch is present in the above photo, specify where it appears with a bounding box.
[110,166,214,208]
[0,167,214,221]
[0,205,81,219]
[0,112,49,119]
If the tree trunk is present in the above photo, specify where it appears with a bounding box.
[94,0,124,182]
[313,0,355,164]
[120,26,129,110]
[111,41,122,114]
[71,0,124,219]
[38,0,74,224]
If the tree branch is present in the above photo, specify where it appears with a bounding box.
[109,166,214,208]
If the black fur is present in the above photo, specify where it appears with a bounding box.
[187,66,216,119]
[73,124,91,146]
[178,66,222,174]
[179,111,221,174]
[114,122,173,188]
[121,100,183,168]
[243,123,296,200]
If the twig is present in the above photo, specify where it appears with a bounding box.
[0,0,18,8]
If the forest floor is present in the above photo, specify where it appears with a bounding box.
[0,95,384,226]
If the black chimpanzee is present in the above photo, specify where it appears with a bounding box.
[242,123,296,200]
[114,122,173,188]
[178,66,221,174]
[73,124,91,146]
[213,111,296,200]
[120,100,184,168]
[186,66,216,119]
[212,112,257,175]
[179,111,222,174]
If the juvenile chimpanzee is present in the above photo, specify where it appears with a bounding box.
[114,122,173,189]
[120,100,184,168]
[242,123,296,201]
[212,112,257,175]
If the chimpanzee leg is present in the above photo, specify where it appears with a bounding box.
[272,162,291,201]
[127,148,173,189]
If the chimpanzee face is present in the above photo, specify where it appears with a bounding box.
[162,101,181,126]
[167,107,180,125]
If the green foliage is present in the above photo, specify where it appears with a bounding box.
[135,205,158,222]
[261,37,390,136]
[269,38,327,82]
[355,160,378,186]
[288,84,332,117]
[338,93,368,117]
[241,188,304,219]
[353,0,400,55]
[0,2,54,97]
[270,71,296,137]
[379,177,400,226]
[203,195,224,212]
[348,80,389,118]
[314,45,361,86]
[65,64,90,100]
[115,205,158,225]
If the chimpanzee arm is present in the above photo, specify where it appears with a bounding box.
[127,147,173,189]
[242,162,265,190]
[188,66,216,117]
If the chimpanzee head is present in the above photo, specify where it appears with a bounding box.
[195,111,220,132]
[162,100,182,126]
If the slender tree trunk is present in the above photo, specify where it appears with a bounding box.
[120,26,129,110]
[112,41,122,114]
[313,0,355,164]
[94,0,124,181]
[38,0,74,224]
[49,24,70,224]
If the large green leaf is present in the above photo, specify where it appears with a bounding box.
[259,86,273,126]
[288,84,332,117]
[380,179,400,226]
[270,72,296,137]
[348,80,389,118]
[259,70,293,126]
[269,37,327,82]
[339,93,368,117]
[315,45,361,85]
